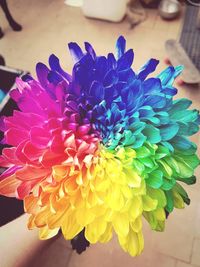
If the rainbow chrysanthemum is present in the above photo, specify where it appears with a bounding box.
[0,36,200,256]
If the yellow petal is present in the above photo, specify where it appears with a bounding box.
[130,217,142,233]
[112,212,129,237]
[128,197,143,221]
[118,229,144,257]
[61,209,83,239]
[75,204,95,226]
[125,169,141,188]
[106,184,124,211]
[85,217,107,243]
[99,223,113,243]
[142,195,158,211]
[39,226,59,240]
[52,165,69,182]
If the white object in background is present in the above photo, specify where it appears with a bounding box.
[82,0,127,22]
[64,0,83,7]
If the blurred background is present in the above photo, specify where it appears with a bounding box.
[0,0,200,267]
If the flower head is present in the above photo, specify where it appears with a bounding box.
[0,36,199,256]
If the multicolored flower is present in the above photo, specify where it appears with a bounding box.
[0,36,199,256]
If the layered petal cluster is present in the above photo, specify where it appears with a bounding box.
[0,36,199,256]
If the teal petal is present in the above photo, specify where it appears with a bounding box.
[159,123,179,141]
[142,125,161,144]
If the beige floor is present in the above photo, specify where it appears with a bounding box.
[0,1,200,267]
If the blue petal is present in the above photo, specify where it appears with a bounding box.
[107,53,117,69]
[85,42,96,59]
[103,69,118,87]
[68,42,84,63]
[143,94,166,109]
[137,59,159,81]
[118,69,135,82]
[49,54,71,81]
[95,56,108,80]
[22,74,33,82]
[36,62,49,88]
[143,78,162,95]
[89,81,104,102]
[139,106,155,119]
[47,71,62,85]
[72,54,94,89]
[115,35,126,59]
[162,86,177,96]
[117,49,134,71]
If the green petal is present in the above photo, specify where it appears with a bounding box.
[161,177,176,190]
[165,191,174,213]
[135,146,151,158]
[146,170,163,189]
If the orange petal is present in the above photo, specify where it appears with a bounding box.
[0,174,21,197]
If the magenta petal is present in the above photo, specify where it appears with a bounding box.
[30,127,51,148]
[5,128,29,146]
[77,124,91,135]
[0,166,22,181]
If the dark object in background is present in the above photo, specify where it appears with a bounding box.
[0,66,28,227]
[179,5,200,70]
[0,55,5,66]
[0,196,24,226]
[0,0,22,39]
[140,0,161,8]
[71,229,90,254]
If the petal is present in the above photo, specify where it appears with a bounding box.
[68,42,84,63]
[0,174,21,197]
[115,35,126,59]
[137,59,159,80]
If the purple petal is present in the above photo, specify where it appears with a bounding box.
[85,42,96,59]
[68,42,84,63]
[49,54,71,81]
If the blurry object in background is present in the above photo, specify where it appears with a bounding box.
[186,0,200,7]
[0,66,26,112]
[71,229,90,254]
[0,27,4,38]
[64,0,83,7]
[82,0,127,22]
[0,89,5,103]
[0,55,5,66]
[197,7,200,28]
[165,39,200,84]
[140,0,161,8]
[159,0,181,19]
[0,65,28,226]
[179,5,200,70]
[0,0,22,38]
[127,0,147,28]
